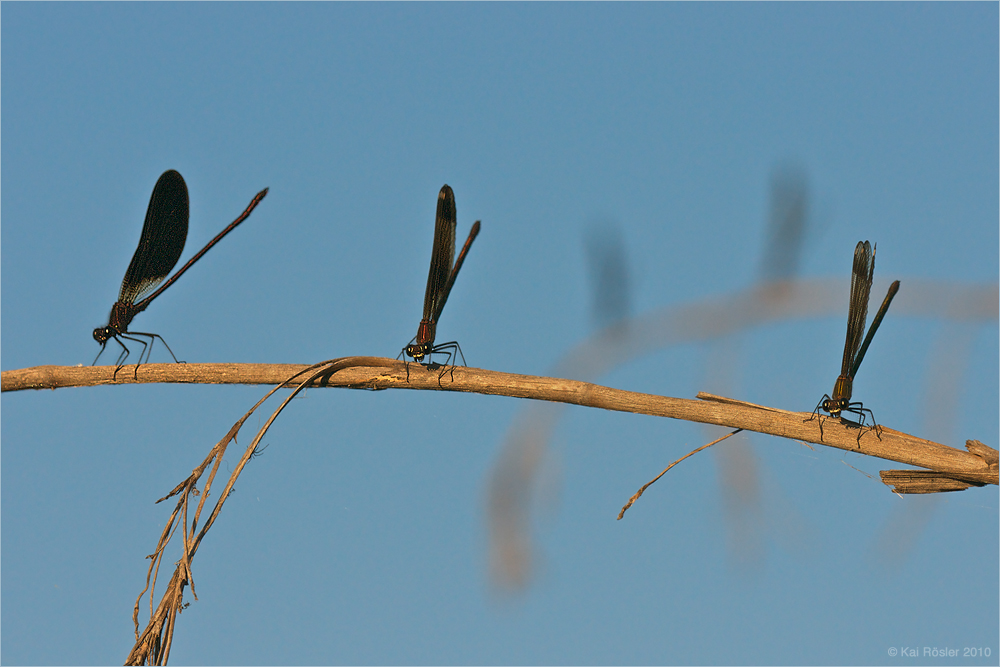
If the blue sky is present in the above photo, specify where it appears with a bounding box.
[2,3,997,665]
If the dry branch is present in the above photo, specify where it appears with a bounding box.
[4,360,995,485]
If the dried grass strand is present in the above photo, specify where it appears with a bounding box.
[125,357,396,665]
[618,429,743,519]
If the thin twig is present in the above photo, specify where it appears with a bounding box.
[618,429,743,520]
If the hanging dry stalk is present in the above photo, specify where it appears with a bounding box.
[125,357,397,665]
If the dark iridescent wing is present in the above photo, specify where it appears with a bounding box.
[118,170,189,305]
[132,185,268,313]
[851,279,900,380]
[841,241,874,378]
[422,185,457,322]
[434,219,480,324]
